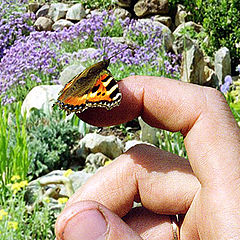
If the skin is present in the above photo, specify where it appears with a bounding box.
[55,76,240,240]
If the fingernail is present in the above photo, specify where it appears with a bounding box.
[63,209,108,240]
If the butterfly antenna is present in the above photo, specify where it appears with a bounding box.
[108,46,130,60]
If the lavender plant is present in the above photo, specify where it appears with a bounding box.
[0,0,35,59]
[0,9,180,105]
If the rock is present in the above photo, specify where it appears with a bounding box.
[52,19,74,31]
[34,16,53,31]
[36,4,50,18]
[135,19,173,51]
[204,65,218,87]
[28,2,40,13]
[172,21,203,55]
[66,3,86,21]
[134,0,169,17]
[25,170,93,205]
[153,15,172,28]
[76,133,124,159]
[173,21,203,37]
[124,140,154,152]
[113,8,131,20]
[139,117,159,146]
[59,63,85,85]
[180,44,206,85]
[21,85,62,117]
[85,153,111,173]
[214,47,231,86]
[48,3,69,22]
[172,35,196,55]
[175,4,189,26]
[116,0,132,8]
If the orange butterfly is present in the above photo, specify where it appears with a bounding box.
[55,53,123,115]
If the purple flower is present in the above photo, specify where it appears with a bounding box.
[236,65,240,74]
[220,75,233,94]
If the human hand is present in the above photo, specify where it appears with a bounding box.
[55,76,240,240]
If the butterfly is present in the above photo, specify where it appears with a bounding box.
[54,51,124,115]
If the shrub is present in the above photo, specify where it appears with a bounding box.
[26,109,81,178]
[169,0,240,74]
[201,0,240,74]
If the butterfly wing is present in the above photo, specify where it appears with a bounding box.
[85,70,122,110]
[56,69,121,114]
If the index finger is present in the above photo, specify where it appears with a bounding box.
[77,76,240,185]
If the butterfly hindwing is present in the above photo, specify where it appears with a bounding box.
[85,70,122,109]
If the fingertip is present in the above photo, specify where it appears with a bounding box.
[55,200,142,240]
[76,77,144,126]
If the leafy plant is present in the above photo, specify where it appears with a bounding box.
[26,109,81,178]
[77,0,113,10]
[0,101,29,188]
[157,130,187,158]
[201,0,240,73]
[169,0,240,74]
[0,178,60,240]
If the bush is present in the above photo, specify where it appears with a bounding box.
[26,109,81,178]
[201,0,240,74]
[169,0,240,74]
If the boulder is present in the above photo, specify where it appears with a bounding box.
[173,21,203,37]
[85,153,111,173]
[52,19,74,31]
[134,0,169,17]
[139,117,159,146]
[180,44,206,85]
[116,0,132,8]
[59,63,85,86]
[76,133,124,159]
[48,3,69,22]
[26,170,93,205]
[66,3,86,21]
[21,85,62,117]
[153,15,172,28]
[214,47,231,86]
[34,16,53,31]
[175,4,189,26]
[35,4,50,18]
[113,8,131,20]
[28,2,40,13]
[172,21,203,55]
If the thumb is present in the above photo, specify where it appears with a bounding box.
[55,200,142,240]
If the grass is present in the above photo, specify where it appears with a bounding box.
[0,102,29,190]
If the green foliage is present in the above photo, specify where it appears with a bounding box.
[157,130,187,158]
[26,109,81,178]
[225,78,240,123]
[0,182,59,240]
[201,0,240,73]
[77,0,113,10]
[0,101,29,187]
[169,0,240,73]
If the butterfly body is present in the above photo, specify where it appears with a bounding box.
[55,58,122,114]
